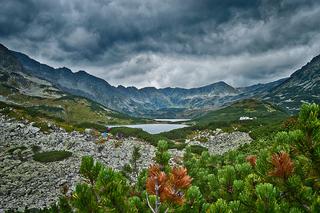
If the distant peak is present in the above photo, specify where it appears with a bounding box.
[214,81,229,86]
[57,67,72,73]
[76,70,88,75]
[217,80,227,84]
[203,81,233,89]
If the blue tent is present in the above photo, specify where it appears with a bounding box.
[102,132,108,138]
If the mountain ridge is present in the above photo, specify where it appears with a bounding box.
[11,49,237,92]
[9,45,284,118]
[5,43,319,117]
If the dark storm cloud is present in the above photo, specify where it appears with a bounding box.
[0,0,320,88]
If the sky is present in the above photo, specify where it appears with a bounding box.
[1,0,320,88]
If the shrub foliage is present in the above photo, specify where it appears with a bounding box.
[30,104,320,212]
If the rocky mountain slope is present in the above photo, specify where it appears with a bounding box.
[10,45,283,118]
[0,44,146,129]
[265,55,320,113]
[0,44,64,100]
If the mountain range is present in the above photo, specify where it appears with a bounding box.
[2,43,320,118]
[0,43,147,130]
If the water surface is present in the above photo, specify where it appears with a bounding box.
[109,123,188,134]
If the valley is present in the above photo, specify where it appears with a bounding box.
[0,42,319,212]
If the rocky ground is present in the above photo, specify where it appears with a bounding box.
[186,129,253,155]
[0,114,155,211]
[0,114,252,211]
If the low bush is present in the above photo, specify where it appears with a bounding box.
[33,150,72,163]
[189,145,208,155]
[31,145,41,153]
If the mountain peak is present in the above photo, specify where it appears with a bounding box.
[207,81,230,87]
[216,80,228,85]
[196,81,237,94]
[76,70,88,75]
[56,67,73,74]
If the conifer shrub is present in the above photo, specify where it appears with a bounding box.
[189,145,208,155]
[31,145,41,153]
[33,151,72,162]
[33,104,320,212]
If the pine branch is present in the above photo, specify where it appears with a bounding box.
[146,192,156,213]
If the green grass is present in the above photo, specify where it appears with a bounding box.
[33,151,72,163]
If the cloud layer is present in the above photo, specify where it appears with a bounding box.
[1,0,320,88]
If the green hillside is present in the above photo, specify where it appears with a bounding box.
[0,74,149,132]
[195,99,289,125]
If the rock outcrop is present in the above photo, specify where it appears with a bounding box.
[186,129,253,155]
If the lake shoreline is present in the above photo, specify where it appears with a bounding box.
[107,118,191,134]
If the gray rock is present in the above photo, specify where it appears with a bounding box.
[0,113,157,210]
